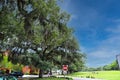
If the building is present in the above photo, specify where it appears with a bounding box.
[116,54,120,69]
[22,66,39,74]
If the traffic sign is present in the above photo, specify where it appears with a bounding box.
[62,65,68,71]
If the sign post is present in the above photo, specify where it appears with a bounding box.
[62,65,68,77]
[62,65,68,71]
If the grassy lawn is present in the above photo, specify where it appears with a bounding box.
[69,70,120,80]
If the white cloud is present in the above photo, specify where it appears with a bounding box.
[70,14,78,21]
[89,35,120,59]
[59,0,71,11]
[73,7,102,29]
[106,25,120,34]
[86,23,120,67]
[58,0,72,12]
[112,19,120,23]
[94,22,120,50]
[59,1,120,67]
[80,45,87,53]
[59,0,103,29]
[90,50,112,59]
[58,0,78,24]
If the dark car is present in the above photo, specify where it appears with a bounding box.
[0,71,4,75]
[9,71,23,77]
[0,75,18,80]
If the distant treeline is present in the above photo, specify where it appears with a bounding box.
[83,60,119,71]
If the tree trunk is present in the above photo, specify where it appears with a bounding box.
[49,68,52,76]
[39,69,43,78]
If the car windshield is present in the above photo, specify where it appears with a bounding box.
[0,76,3,80]
[13,72,19,73]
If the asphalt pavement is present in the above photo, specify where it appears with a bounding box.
[22,75,102,80]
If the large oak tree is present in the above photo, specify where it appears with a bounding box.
[0,0,85,77]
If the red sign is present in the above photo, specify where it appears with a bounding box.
[62,65,68,71]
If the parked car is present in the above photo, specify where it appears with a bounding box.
[9,71,23,77]
[0,71,4,75]
[0,75,17,80]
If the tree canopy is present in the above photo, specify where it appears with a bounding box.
[0,0,85,77]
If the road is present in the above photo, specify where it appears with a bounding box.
[22,75,102,80]
[23,75,39,78]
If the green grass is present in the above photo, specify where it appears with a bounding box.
[69,70,120,80]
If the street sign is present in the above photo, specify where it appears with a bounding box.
[62,65,68,71]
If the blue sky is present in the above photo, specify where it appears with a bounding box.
[59,0,120,67]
